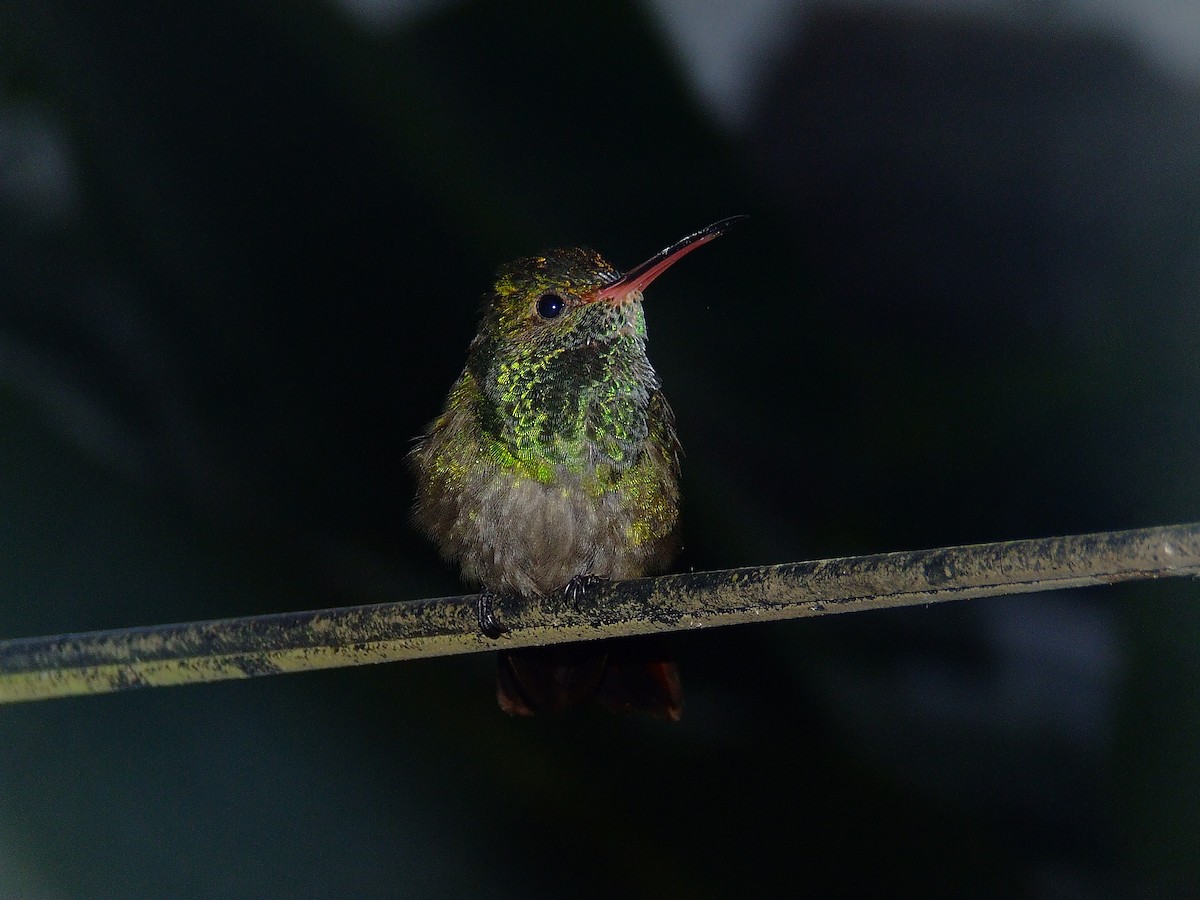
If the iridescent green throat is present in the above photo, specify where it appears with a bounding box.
[467,304,656,483]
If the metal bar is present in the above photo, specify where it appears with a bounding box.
[1,522,1197,704]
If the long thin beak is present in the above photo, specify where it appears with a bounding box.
[590,215,746,304]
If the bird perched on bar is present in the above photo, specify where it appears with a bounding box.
[410,217,743,719]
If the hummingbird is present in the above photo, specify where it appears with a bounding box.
[410,217,743,719]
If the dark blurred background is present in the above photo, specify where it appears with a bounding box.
[2,1,1199,896]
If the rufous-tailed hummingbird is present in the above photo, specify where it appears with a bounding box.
[411,217,743,719]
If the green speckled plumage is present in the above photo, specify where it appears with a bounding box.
[410,247,682,598]
[411,218,740,717]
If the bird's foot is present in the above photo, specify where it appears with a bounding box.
[476,589,508,639]
[563,573,608,604]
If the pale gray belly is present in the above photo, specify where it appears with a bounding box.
[448,470,659,597]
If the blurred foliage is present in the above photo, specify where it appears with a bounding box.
[2,1,1199,896]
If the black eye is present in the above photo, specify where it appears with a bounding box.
[536,293,565,319]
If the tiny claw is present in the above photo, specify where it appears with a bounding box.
[477,590,507,639]
[564,573,607,603]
